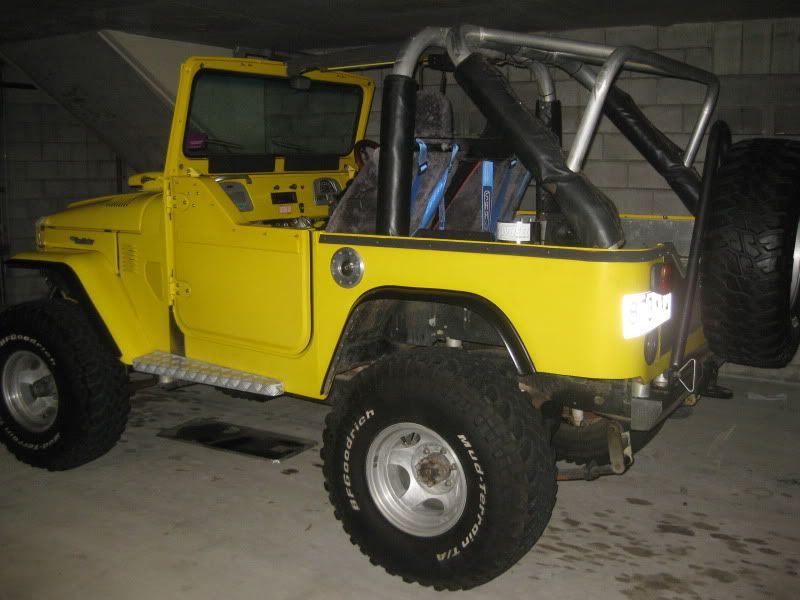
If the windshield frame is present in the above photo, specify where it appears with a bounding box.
[182,67,364,167]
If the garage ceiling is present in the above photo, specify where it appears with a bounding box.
[1,1,799,51]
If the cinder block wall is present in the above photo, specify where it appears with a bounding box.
[362,18,800,216]
[1,65,122,304]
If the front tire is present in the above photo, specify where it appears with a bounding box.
[0,300,129,470]
[321,348,556,590]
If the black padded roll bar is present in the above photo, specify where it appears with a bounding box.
[377,75,417,236]
[454,53,623,249]
[565,63,701,215]
[605,86,701,215]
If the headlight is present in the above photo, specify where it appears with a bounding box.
[34,217,47,249]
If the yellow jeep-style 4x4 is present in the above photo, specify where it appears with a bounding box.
[3,25,800,590]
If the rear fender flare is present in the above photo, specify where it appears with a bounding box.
[322,286,534,395]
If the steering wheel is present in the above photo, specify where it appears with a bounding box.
[353,139,380,170]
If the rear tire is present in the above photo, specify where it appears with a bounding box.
[701,138,800,367]
[0,300,129,470]
[321,348,556,590]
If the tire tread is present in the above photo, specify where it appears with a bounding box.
[0,299,129,470]
[701,138,800,367]
[321,348,556,590]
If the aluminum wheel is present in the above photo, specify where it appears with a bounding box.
[2,350,59,433]
[365,422,467,537]
[791,225,800,308]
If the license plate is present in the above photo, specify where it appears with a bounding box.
[622,292,672,339]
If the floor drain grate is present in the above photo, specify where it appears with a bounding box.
[158,418,315,461]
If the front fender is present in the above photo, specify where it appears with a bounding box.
[7,251,151,364]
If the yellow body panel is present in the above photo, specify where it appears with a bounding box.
[171,183,313,355]
[159,56,374,224]
[116,194,171,357]
[23,191,172,363]
[10,250,157,363]
[42,228,118,265]
[163,56,374,179]
[18,221,702,399]
[54,192,161,232]
[10,53,704,404]
[164,230,700,399]
[308,234,695,387]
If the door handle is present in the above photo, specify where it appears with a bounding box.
[214,174,252,184]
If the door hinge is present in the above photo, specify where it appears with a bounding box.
[174,281,192,297]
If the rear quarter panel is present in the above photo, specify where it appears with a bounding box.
[311,233,701,386]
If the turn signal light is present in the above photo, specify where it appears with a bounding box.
[650,262,673,295]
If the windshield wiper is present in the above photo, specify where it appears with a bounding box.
[271,138,316,153]
[207,137,244,151]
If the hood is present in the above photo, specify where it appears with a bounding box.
[43,192,162,234]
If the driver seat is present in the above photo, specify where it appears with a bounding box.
[326,90,455,234]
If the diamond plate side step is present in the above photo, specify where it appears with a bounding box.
[132,351,284,397]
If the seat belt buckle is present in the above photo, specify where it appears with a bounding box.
[481,161,494,232]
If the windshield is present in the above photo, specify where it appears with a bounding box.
[183,69,362,160]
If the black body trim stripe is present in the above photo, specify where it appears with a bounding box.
[319,234,676,263]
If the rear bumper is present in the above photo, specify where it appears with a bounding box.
[630,350,711,431]
[544,346,712,432]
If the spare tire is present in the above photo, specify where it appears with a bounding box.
[700,139,800,368]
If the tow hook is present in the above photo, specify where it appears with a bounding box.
[557,420,633,481]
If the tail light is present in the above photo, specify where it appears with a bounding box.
[650,262,673,295]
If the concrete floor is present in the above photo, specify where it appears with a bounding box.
[0,376,798,600]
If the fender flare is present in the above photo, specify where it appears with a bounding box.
[5,252,151,363]
[322,286,534,395]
